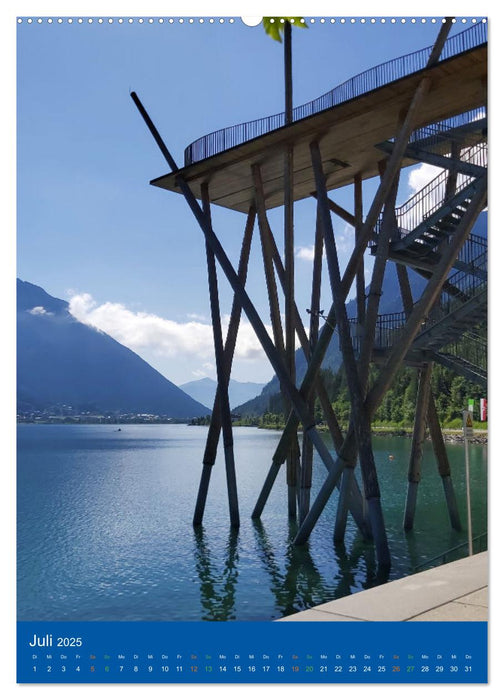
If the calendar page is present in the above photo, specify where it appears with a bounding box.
[15,5,489,687]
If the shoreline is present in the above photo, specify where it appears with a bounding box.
[16,420,488,444]
[249,423,488,444]
[370,426,487,444]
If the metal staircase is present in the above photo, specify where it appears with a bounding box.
[353,112,488,384]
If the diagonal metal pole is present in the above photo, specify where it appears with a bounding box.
[193,205,256,526]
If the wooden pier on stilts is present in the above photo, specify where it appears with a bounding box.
[131,18,487,571]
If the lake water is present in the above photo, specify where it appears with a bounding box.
[17,424,487,622]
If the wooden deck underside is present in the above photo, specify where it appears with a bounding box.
[151,46,487,213]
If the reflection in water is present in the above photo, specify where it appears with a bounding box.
[193,526,239,621]
[192,518,395,621]
[253,521,389,618]
[252,520,328,617]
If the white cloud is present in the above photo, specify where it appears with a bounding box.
[296,245,316,262]
[68,293,274,366]
[335,223,355,254]
[408,163,444,195]
[28,306,52,316]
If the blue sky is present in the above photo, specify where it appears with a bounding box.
[16,10,486,384]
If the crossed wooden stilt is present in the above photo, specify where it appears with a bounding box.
[131,17,486,571]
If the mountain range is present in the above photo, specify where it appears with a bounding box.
[17,213,486,420]
[17,279,208,419]
[179,377,266,412]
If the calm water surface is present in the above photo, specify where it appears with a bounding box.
[17,424,487,621]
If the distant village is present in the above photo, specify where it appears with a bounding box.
[16,406,195,425]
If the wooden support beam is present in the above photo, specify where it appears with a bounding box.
[403,363,433,530]
[284,153,297,518]
[130,92,368,536]
[257,19,457,548]
[278,64,438,468]
[266,216,345,451]
[311,140,390,567]
[299,210,323,523]
[254,162,298,517]
[295,176,487,547]
[193,206,256,526]
[201,185,240,528]
[253,218,365,526]
[396,262,462,530]
[316,193,357,228]
[426,17,454,67]
[358,162,398,387]
[427,393,463,530]
[252,164,285,354]
[283,21,296,515]
[354,175,366,331]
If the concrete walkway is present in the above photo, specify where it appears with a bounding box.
[279,551,488,622]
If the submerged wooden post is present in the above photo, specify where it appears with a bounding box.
[253,220,367,531]
[403,363,433,530]
[253,163,298,518]
[427,394,462,530]
[193,206,256,526]
[201,184,240,528]
[283,20,298,519]
[299,209,323,523]
[295,178,487,546]
[311,140,390,568]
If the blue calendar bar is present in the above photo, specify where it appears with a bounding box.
[17,621,487,683]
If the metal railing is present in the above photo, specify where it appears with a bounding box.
[375,142,487,236]
[413,532,487,573]
[408,108,486,149]
[184,21,487,166]
[438,330,487,372]
[349,252,487,354]
[349,311,406,352]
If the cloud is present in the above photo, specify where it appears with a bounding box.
[68,293,274,365]
[408,163,444,195]
[296,245,316,262]
[28,306,53,316]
